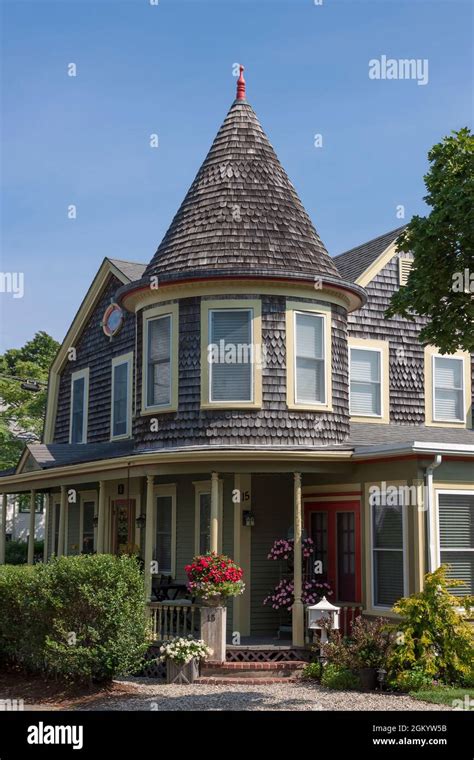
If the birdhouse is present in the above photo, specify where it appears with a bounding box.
[307,596,340,631]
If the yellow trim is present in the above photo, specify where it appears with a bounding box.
[302,483,361,494]
[193,479,223,554]
[69,368,90,444]
[285,301,333,412]
[141,303,179,414]
[153,483,177,578]
[434,482,474,490]
[126,279,362,314]
[200,299,262,410]
[424,345,472,428]
[110,351,134,440]
[44,260,132,444]
[348,338,390,424]
[356,240,399,288]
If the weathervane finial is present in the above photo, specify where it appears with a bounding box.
[236,64,246,101]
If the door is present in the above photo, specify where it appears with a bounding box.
[111,499,136,554]
[337,511,356,601]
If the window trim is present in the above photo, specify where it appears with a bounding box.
[432,354,465,424]
[200,299,262,409]
[193,480,223,555]
[141,303,179,414]
[79,490,97,555]
[153,484,177,578]
[110,352,133,440]
[424,346,471,428]
[435,489,474,596]
[348,338,389,424]
[286,301,332,411]
[367,481,408,612]
[69,368,90,444]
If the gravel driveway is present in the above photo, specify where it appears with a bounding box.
[66,678,451,711]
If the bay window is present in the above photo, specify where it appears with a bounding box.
[142,304,178,413]
[286,302,332,410]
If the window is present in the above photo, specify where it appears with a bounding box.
[111,353,133,439]
[153,486,176,577]
[310,511,328,580]
[286,302,332,410]
[350,348,381,417]
[209,309,253,402]
[371,494,406,607]
[433,356,464,422]
[201,299,262,409]
[295,312,325,404]
[438,493,474,596]
[69,368,89,444]
[142,304,178,413]
[82,500,95,554]
[18,493,44,513]
[194,481,223,554]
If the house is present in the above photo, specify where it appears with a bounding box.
[0,69,472,647]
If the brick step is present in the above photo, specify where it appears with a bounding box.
[201,661,306,678]
[195,676,300,686]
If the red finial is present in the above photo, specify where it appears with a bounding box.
[236,65,246,101]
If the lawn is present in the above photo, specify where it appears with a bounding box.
[410,687,474,709]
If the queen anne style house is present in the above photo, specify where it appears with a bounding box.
[1,69,473,646]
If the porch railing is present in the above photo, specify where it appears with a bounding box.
[149,601,201,641]
[336,603,363,636]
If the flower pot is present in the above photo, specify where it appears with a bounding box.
[202,595,226,607]
[359,667,378,691]
[166,657,200,685]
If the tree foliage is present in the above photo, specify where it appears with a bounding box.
[386,128,474,353]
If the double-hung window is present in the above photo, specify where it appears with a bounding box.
[433,356,464,422]
[350,348,381,417]
[286,302,331,410]
[69,368,89,444]
[153,486,176,577]
[194,481,223,554]
[143,305,178,413]
[438,492,474,596]
[371,489,406,607]
[111,353,133,439]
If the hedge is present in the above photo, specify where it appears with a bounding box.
[0,554,150,682]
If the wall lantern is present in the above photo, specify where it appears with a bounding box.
[307,596,340,645]
[92,516,99,528]
[242,510,255,527]
[118,484,125,495]
[136,513,146,530]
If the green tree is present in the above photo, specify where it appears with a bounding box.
[386,128,474,353]
[0,332,59,469]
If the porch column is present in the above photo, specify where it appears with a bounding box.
[27,489,36,565]
[292,472,305,646]
[96,480,106,553]
[144,474,155,602]
[43,493,51,563]
[210,471,219,553]
[57,485,67,557]
[0,493,7,564]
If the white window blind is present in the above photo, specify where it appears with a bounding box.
[350,348,381,416]
[433,357,463,421]
[295,312,325,404]
[155,495,173,574]
[71,376,86,443]
[372,500,404,606]
[209,309,252,402]
[112,361,129,437]
[439,493,474,595]
[147,315,171,407]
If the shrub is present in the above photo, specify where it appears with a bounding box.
[0,554,150,682]
[388,566,474,687]
[321,663,360,690]
[301,661,323,681]
[5,540,44,565]
[390,666,435,693]
[321,616,395,671]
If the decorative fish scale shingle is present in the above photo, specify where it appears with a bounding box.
[142,101,340,282]
[132,294,349,449]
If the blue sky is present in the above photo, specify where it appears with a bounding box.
[1,0,472,350]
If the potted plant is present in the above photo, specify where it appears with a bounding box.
[160,636,210,684]
[185,553,244,606]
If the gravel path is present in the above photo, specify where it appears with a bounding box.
[65,678,452,711]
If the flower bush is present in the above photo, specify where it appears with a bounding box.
[267,537,314,561]
[263,578,333,610]
[159,636,210,665]
[321,616,395,671]
[185,553,244,602]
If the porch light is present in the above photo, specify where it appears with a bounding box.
[307,596,340,646]
[242,510,255,527]
[136,513,146,529]
[92,516,99,528]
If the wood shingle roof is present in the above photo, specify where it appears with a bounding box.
[333,225,407,282]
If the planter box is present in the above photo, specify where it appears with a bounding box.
[166,658,200,684]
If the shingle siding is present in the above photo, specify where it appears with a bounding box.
[53,275,136,444]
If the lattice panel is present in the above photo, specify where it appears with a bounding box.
[226,648,312,663]
[141,645,166,679]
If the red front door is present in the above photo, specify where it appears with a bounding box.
[305,498,361,603]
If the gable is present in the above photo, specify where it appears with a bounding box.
[333,225,407,286]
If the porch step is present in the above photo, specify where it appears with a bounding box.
[201,661,306,680]
[195,676,299,685]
